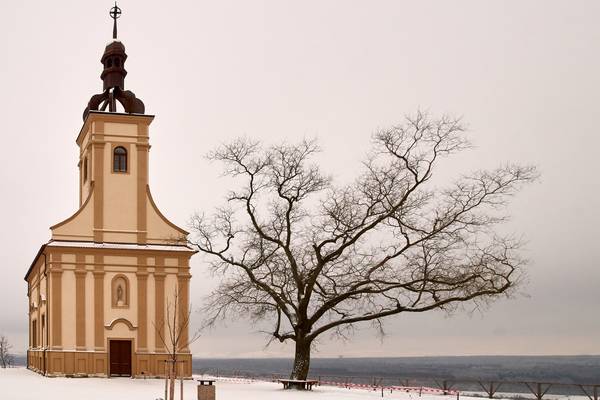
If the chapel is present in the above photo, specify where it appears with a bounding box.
[24,5,196,377]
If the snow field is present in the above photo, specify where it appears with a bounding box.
[1,367,486,400]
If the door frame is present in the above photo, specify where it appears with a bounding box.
[107,338,134,377]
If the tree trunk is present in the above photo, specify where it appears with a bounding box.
[290,339,311,382]
[169,362,176,400]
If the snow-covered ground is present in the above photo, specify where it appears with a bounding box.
[0,367,472,400]
[1,367,590,400]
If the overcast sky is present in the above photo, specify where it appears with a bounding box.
[1,0,599,357]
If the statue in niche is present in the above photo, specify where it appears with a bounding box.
[112,276,128,307]
[116,284,124,306]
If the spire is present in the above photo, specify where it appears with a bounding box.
[110,2,121,39]
[83,4,145,120]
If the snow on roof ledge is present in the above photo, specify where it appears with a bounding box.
[47,240,196,253]
[25,240,197,281]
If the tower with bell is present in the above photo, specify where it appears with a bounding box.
[24,4,196,378]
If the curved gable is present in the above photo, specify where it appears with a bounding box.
[51,182,95,241]
[146,185,188,245]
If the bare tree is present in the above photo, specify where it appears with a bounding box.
[0,335,14,368]
[155,288,200,400]
[190,112,538,381]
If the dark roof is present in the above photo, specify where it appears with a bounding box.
[24,243,48,282]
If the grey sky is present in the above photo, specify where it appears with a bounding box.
[1,0,599,357]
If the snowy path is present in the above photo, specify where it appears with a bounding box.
[1,367,475,400]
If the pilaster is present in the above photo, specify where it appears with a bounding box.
[93,254,105,350]
[137,255,148,351]
[177,272,191,352]
[75,253,86,350]
[154,255,165,351]
[136,123,149,244]
[92,121,105,243]
[50,253,63,350]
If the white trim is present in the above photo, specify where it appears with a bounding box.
[46,240,194,252]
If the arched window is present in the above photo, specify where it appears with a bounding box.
[113,146,127,173]
[83,157,88,181]
[32,319,37,347]
[41,314,45,347]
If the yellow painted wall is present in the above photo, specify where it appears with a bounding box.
[27,257,47,350]
[102,122,138,234]
[79,126,93,204]
[104,270,138,328]
[51,191,94,241]
[61,270,76,350]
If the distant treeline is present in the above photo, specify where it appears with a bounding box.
[193,356,600,393]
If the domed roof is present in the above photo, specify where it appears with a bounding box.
[82,5,145,120]
[101,40,126,62]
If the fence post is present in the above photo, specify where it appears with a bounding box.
[594,386,598,400]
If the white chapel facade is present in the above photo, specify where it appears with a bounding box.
[25,10,196,377]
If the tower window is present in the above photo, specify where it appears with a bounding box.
[113,146,127,173]
[83,157,88,181]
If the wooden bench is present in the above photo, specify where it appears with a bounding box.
[278,379,319,390]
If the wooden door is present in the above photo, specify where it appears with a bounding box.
[109,340,132,376]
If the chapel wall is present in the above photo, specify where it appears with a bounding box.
[104,270,139,329]
[50,193,95,242]
[27,256,48,351]
[78,124,93,205]
[43,248,191,354]
[146,190,189,245]
[102,122,139,235]
[37,350,192,378]
[29,215,193,376]
[61,269,77,350]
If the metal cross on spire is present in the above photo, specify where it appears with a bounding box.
[109,2,122,39]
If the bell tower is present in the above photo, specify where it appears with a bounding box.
[54,3,185,245]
